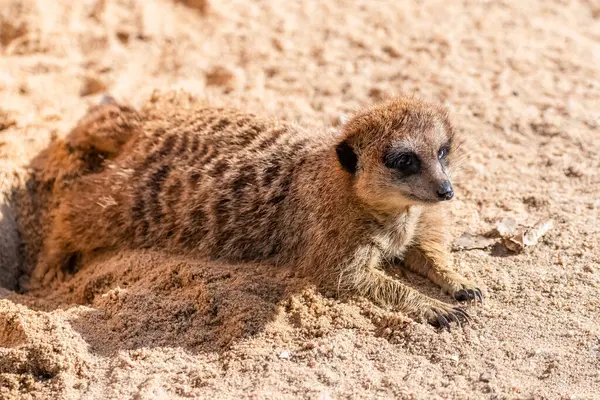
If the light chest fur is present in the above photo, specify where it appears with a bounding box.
[371,205,422,259]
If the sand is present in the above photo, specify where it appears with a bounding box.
[0,0,599,398]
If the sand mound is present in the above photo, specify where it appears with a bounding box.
[1,0,599,398]
[0,300,92,397]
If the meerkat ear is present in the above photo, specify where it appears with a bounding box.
[336,140,358,174]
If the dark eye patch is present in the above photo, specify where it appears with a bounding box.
[383,150,420,176]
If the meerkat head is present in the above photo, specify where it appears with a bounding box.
[335,97,464,211]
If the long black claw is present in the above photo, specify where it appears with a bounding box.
[453,307,472,323]
[455,288,485,304]
[473,289,483,304]
[436,313,450,330]
[455,289,465,301]
[429,306,472,330]
[446,311,462,326]
[455,289,470,301]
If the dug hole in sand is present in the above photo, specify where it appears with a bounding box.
[1,0,599,398]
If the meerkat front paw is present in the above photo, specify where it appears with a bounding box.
[444,278,484,304]
[28,260,65,289]
[421,301,471,329]
[454,286,483,303]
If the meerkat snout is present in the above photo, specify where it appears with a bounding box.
[436,180,454,201]
[382,147,455,204]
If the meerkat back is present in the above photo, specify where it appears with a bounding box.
[30,98,331,284]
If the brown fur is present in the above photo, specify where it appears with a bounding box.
[29,93,482,327]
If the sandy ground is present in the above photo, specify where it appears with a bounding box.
[0,0,599,398]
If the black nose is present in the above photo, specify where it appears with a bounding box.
[436,181,454,201]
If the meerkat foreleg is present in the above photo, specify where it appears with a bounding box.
[403,242,483,303]
[28,181,111,289]
[341,246,470,328]
[27,228,74,289]
[399,207,483,303]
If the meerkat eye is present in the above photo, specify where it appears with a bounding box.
[438,144,451,160]
[383,151,420,175]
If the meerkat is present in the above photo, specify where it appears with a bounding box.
[29,93,482,328]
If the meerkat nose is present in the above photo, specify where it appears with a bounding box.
[436,181,454,201]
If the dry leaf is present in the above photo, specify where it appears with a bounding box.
[503,219,553,252]
[496,216,518,238]
[523,220,554,246]
[503,234,524,252]
[453,233,497,250]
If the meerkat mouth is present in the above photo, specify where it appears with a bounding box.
[404,193,447,205]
